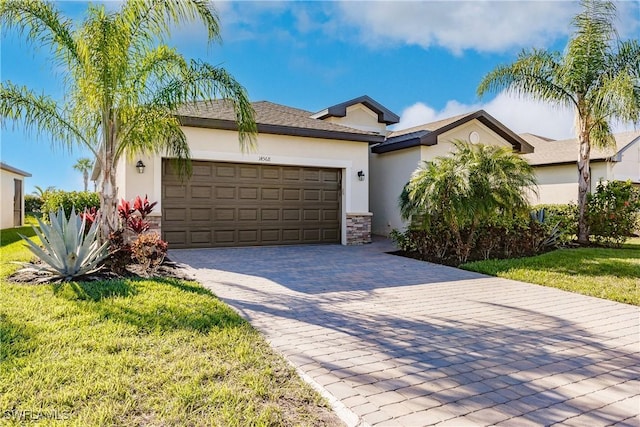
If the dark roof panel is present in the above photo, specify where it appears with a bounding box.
[315,95,400,125]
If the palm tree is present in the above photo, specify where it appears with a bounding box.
[401,140,537,263]
[0,0,256,239]
[73,158,93,192]
[32,185,56,199]
[478,0,640,244]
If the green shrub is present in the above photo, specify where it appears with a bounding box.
[41,190,100,219]
[391,213,553,266]
[24,194,43,213]
[532,204,577,244]
[587,180,640,246]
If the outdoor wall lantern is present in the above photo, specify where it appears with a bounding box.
[136,160,146,174]
[357,170,365,181]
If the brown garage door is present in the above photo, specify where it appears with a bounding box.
[162,160,341,248]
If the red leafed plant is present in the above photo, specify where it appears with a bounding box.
[118,195,157,234]
[80,207,99,230]
[130,233,168,272]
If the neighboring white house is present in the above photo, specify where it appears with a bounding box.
[0,162,31,229]
[521,131,640,205]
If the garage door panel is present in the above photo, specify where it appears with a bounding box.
[240,166,258,179]
[164,208,187,221]
[324,190,339,202]
[214,230,235,243]
[191,208,212,221]
[193,164,213,176]
[261,229,280,242]
[216,187,236,199]
[163,160,340,248]
[165,185,186,199]
[239,208,258,221]
[191,186,211,198]
[239,229,258,242]
[239,187,258,199]
[214,208,234,221]
[303,189,320,201]
[283,209,300,221]
[215,165,236,178]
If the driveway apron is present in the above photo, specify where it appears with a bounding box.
[170,239,640,427]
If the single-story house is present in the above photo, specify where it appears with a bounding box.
[0,162,31,229]
[520,131,640,205]
[112,96,393,248]
[109,95,639,247]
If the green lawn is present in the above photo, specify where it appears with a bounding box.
[0,227,338,426]
[462,238,640,305]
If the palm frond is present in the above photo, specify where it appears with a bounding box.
[0,0,79,63]
[478,49,576,108]
[0,82,92,153]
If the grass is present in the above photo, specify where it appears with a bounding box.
[462,237,640,306]
[0,227,338,426]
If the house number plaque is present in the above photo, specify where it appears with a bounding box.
[258,156,271,162]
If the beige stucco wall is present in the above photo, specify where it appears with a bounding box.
[438,120,513,150]
[119,127,370,245]
[369,147,422,235]
[0,169,25,229]
[325,105,387,133]
[529,162,615,205]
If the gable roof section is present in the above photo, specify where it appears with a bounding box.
[372,110,533,154]
[312,95,400,125]
[522,131,640,166]
[176,100,385,143]
[0,162,31,177]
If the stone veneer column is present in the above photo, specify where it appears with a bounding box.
[346,212,372,245]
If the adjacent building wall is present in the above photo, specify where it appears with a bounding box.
[120,126,371,245]
[612,139,640,183]
[0,169,26,229]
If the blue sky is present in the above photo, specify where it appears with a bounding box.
[2,0,639,194]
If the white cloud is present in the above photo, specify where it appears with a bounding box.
[396,92,637,140]
[334,1,580,54]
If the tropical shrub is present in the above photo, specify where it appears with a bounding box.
[532,204,578,244]
[41,190,100,218]
[19,208,109,281]
[131,233,168,272]
[401,140,537,263]
[118,195,157,235]
[587,180,640,246]
[24,194,43,213]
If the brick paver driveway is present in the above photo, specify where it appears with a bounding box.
[170,239,640,426]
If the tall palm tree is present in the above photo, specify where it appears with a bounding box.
[0,0,256,238]
[401,140,537,263]
[73,158,93,192]
[478,0,640,244]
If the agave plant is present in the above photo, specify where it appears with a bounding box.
[19,208,109,281]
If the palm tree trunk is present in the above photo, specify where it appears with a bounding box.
[577,130,591,244]
[98,114,120,241]
[83,170,89,192]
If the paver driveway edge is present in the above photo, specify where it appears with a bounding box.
[170,241,640,427]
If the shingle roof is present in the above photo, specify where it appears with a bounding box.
[521,131,640,166]
[387,112,475,138]
[176,100,384,143]
[372,110,532,154]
